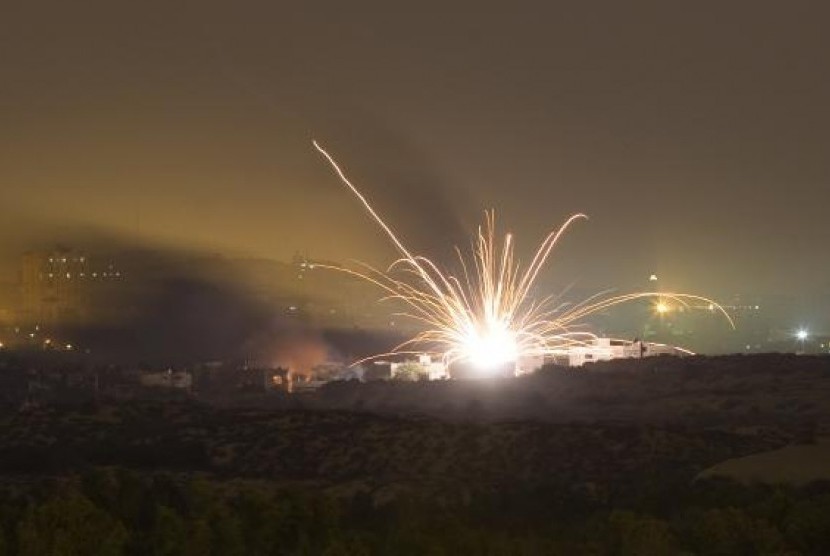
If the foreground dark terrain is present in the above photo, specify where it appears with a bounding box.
[0,354,828,554]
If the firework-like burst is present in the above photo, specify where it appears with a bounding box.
[313,141,733,371]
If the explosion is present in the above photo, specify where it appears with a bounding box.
[313,141,733,372]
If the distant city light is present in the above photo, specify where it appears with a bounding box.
[796,329,809,341]
[649,274,658,281]
[654,301,670,315]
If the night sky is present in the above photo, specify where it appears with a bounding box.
[2,2,829,296]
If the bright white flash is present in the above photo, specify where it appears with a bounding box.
[462,321,519,370]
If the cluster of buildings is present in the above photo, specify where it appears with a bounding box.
[2,248,829,378]
[365,338,693,382]
[0,356,328,408]
[0,336,701,409]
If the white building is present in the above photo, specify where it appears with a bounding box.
[515,354,545,376]
[390,354,448,381]
[514,338,692,373]
[560,338,691,368]
[139,369,193,389]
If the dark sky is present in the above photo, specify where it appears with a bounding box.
[2,1,829,295]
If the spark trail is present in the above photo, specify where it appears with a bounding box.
[313,140,733,371]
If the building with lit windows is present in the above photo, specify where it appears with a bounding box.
[19,248,123,326]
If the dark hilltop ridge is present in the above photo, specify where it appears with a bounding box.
[309,354,830,427]
[0,353,828,554]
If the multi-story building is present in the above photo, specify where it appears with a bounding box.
[19,248,123,326]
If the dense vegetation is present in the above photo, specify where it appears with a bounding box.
[0,403,783,493]
[0,469,828,555]
[0,355,826,554]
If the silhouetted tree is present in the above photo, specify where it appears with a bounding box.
[16,490,127,556]
[149,505,187,556]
